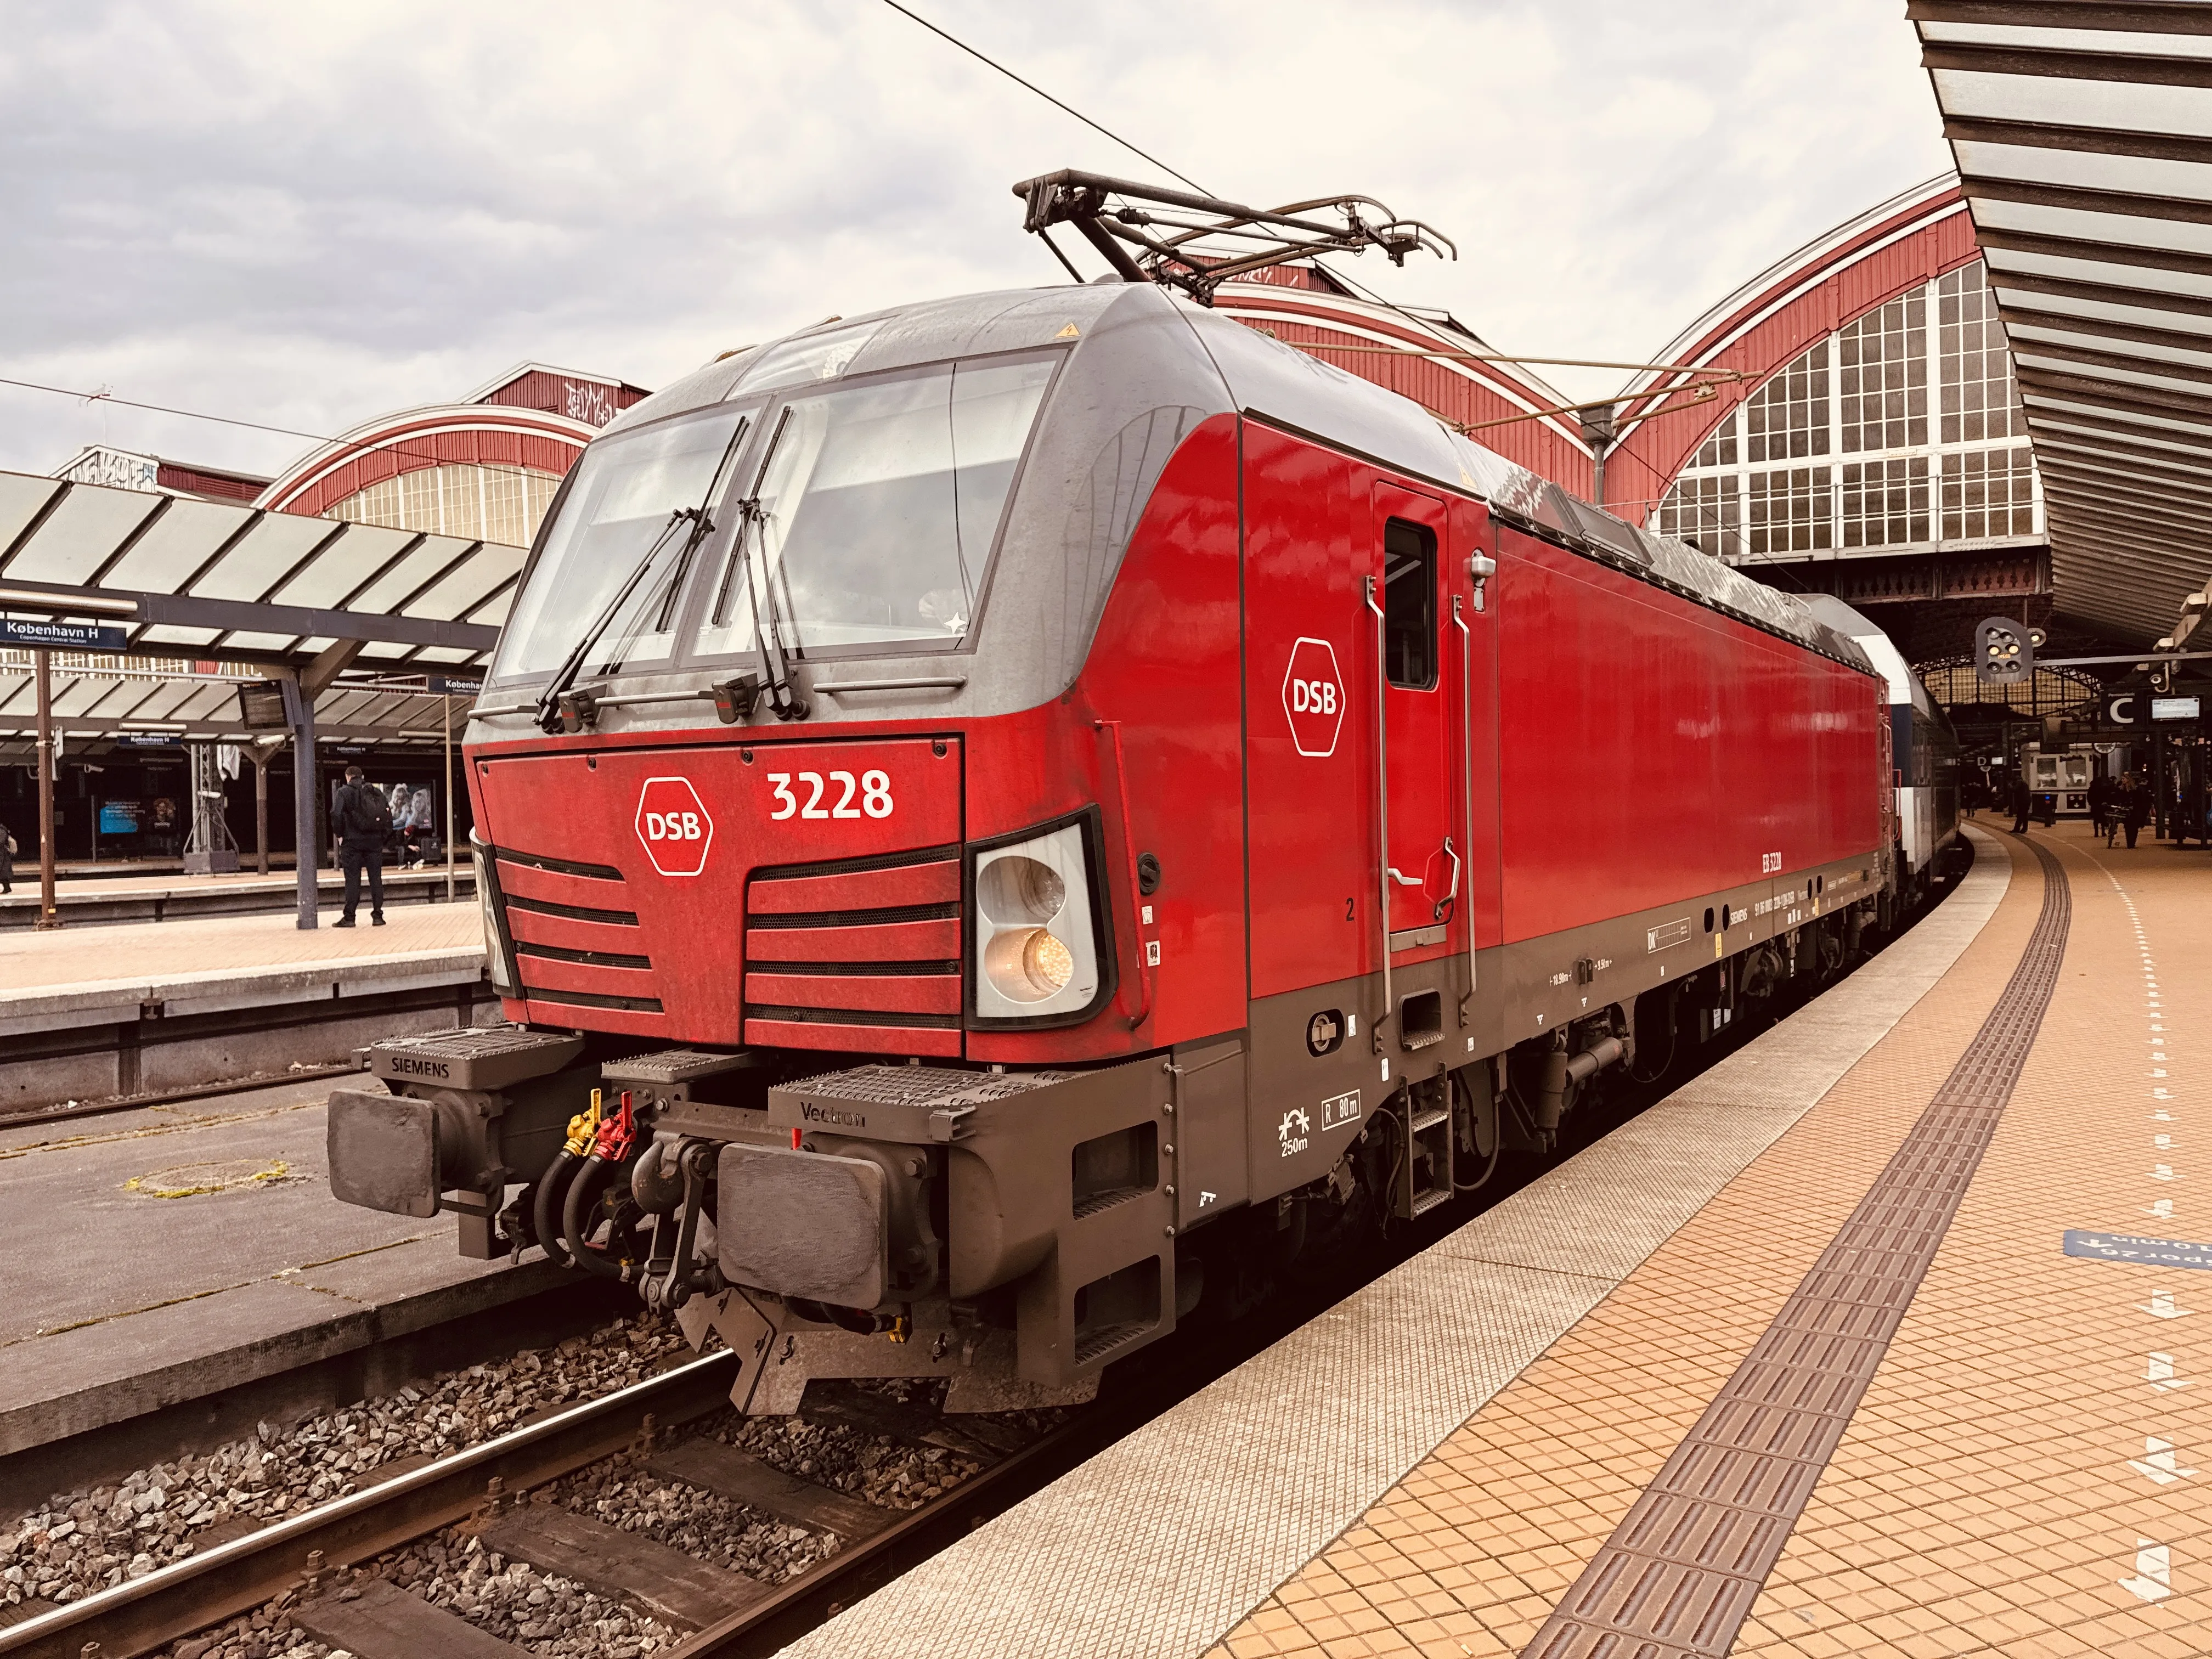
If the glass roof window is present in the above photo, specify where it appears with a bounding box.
[488,406,749,682]
[696,354,1056,660]
[1657,260,2040,562]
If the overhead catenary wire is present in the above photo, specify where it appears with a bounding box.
[876,1,1209,194]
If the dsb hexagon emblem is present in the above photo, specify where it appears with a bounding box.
[1281,637,1344,758]
[635,776,714,877]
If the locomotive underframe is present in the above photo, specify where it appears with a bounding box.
[331,853,1889,1414]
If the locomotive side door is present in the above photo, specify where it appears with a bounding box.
[1369,484,1457,967]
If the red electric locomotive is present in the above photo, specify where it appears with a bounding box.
[329,177,1892,1414]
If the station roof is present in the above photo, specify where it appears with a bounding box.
[0,651,475,759]
[1915,0,2212,644]
[0,466,518,670]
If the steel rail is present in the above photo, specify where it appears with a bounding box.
[0,1352,739,1659]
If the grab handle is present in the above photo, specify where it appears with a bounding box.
[1365,575,1391,1047]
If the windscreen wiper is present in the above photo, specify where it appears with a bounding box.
[534,419,751,734]
[725,407,809,723]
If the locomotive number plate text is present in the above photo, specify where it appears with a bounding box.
[768,770,895,821]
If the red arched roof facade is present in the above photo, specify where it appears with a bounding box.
[1218,270,1597,495]
[255,405,599,520]
[1605,178,1979,525]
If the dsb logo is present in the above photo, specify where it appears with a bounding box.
[635,776,714,877]
[1288,679,1338,714]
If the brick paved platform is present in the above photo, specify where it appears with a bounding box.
[792,822,2212,1658]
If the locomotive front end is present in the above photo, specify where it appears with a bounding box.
[327,284,1241,1412]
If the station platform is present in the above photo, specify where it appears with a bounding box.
[797,821,2210,1658]
[0,904,488,1114]
[0,1074,592,1511]
[0,862,473,929]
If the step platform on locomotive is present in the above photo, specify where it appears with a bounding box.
[787,822,2212,1659]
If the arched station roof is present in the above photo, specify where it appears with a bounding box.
[1215,269,1598,495]
[257,404,593,521]
[1604,176,1982,522]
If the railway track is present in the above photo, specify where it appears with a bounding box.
[1,869,1972,1659]
[0,1343,1112,1659]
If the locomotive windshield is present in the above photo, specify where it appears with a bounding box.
[490,352,1057,682]
[490,406,747,680]
[696,355,1054,656]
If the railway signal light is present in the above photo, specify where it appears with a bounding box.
[1974,617,2034,686]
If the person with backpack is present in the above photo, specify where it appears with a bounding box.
[332,764,391,927]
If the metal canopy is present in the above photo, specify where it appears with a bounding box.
[0,466,519,667]
[1914,0,2212,644]
[0,655,473,758]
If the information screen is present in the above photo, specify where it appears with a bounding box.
[98,799,141,835]
[2152,696,2202,721]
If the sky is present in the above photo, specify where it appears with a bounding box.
[0,0,1953,482]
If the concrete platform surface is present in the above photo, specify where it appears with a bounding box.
[0,1074,556,1463]
[0,902,485,1037]
[785,827,2028,1659]
[0,864,473,928]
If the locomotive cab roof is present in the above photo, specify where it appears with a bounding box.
[486,279,1873,732]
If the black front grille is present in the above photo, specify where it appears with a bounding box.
[748,901,960,931]
[506,894,640,928]
[524,986,665,1014]
[749,959,961,978]
[515,941,652,971]
[750,843,958,882]
[494,845,625,882]
[744,1004,961,1030]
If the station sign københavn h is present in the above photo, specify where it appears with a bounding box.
[0,617,129,651]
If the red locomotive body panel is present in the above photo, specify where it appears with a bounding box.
[966,411,1247,1064]
[475,737,964,1047]
[1493,527,1881,944]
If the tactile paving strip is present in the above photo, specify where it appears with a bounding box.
[1522,836,2071,1659]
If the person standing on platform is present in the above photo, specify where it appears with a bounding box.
[2120,772,2152,850]
[2010,769,2032,834]
[2089,770,2114,841]
[0,826,14,894]
[2178,768,2209,849]
[332,765,392,927]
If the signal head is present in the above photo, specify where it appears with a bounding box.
[1974,616,2034,686]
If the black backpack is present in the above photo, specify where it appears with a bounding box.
[343,783,393,839]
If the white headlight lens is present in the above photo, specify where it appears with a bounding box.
[983,926,1075,1002]
[973,825,1099,1019]
[977,855,1065,924]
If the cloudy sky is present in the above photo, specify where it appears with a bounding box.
[0,0,1951,481]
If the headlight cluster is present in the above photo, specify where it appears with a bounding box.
[472,837,518,997]
[972,821,1102,1020]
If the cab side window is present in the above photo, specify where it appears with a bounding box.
[1383,518,1437,690]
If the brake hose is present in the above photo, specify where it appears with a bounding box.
[533,1150,583,1269]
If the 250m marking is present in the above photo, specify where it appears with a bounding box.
[769,770,894,821]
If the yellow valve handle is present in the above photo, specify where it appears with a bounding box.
[563,1088,604,1158]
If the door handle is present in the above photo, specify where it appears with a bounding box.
[1386,867,1423,888]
